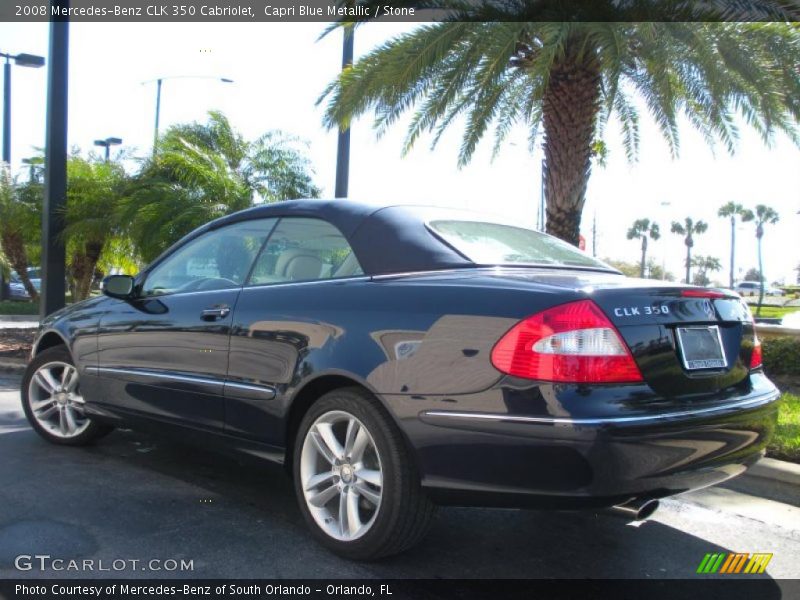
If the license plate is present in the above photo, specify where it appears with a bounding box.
[675,326,726,370]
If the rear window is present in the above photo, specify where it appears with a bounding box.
[428,220,610,270]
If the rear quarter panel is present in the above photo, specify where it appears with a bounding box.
[226,274,584,445]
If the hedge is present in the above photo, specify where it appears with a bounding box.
[762,337,800,376]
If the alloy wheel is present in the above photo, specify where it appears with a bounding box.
[27,361,90,438]
[300,410,383,541]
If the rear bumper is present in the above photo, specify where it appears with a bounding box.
[403,379,780,509]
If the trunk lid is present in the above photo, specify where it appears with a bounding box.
[389,268,757,396]
[590,286,756,396]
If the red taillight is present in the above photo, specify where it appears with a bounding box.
[681,289,728,299]
[491,299,643,383]
[750,337,763,369]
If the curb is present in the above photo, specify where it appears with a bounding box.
[746,457,800,486]
[0,358,26,373]
[0,315,40,323]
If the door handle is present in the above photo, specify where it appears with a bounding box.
[201,305,230,321]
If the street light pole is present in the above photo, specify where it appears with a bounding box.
[94,137,122,162]
[41,1,69,319]
[153,78,162,153]
[146,76,233,155]
[334,27,354,198]
[2,58,9,164]
[1,51,45,165]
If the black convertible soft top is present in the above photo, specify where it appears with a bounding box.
[204,199,474,276]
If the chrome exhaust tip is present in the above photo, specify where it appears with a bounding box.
[608,498,660,521]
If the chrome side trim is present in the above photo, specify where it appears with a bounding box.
[87,366,276,399]
[242,275,371,291]
[422,391,780,427]
[224,381,276,394]
[224,380,277,400]
[86,366,224,389]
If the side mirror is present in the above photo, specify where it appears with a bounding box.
[102,275,135,299]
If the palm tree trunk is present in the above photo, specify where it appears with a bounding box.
[685,245,692,284]
[71,241,104,301]
[0,229,39,301]
[756,236,764,317]
[541,46,602,246]
[729,216,736,289]
[640,236,648,278]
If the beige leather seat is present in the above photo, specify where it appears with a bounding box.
[275,249,324,281]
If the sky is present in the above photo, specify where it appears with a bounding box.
[1,21,799,284]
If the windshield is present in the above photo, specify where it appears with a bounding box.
[428,219,611,270]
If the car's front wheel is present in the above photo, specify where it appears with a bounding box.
[21,346,113,445]
[293,387,435,560]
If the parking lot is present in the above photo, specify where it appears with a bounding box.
[1,372,798,582]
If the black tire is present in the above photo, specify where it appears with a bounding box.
[292,386,436,560]
[21,345,114,446]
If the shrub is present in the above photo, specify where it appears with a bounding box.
[762,337,800,376]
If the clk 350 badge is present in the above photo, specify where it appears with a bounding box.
[613,305,670,317]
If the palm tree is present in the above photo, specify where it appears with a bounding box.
[122,111,321,262]
[751,204,780,314]
[63,156,130,301]
[0,166,41,300]
[690,255,723,287]
[717,202,754,288]
[319,17,800,245]
[671,218,708,284]
[626,218,660,278]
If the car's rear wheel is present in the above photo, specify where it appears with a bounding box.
[293,387,435,560]
[21,346,113,445]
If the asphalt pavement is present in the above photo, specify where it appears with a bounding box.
[1,372,798,582]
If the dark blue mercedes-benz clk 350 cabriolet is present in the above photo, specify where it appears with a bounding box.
[22,199,780,559]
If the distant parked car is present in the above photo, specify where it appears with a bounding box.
[735,281,760,296]
[8,268,41,300]
[734,281,784,297]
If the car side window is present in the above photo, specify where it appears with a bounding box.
[142,219,277,296]
[247,218,363,286]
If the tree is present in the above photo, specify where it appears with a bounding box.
[751,204,780,314]
[690,255,722,287]
[626,218,660,278]
[646,259,674,282]
[122,111,321,262]
[63,156,130,301]
[717,202,754,288]
[743,268,763,282]
[603,259,640,278]
[671,218,708,284]
[319,16,800,245]
[0,165,41,300]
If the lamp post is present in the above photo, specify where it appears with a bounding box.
[41,0,69,319]
[93,136,122,162]
[334,27,354,198]
[143,75,233,154]
[2,51,45,165]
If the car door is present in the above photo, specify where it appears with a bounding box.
[94,218,276,431]
[224,217,365,444]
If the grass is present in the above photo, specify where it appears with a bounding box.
[752,306,799,319]
[769,393,800,463]
[0,300,39,315]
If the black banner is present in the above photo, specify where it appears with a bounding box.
[1,579,800,600]
[2,0,800,23]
